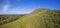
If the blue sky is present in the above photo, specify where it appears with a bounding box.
[0,0,60,14]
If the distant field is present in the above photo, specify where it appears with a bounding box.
[0,14,25,25]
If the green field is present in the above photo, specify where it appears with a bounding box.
[0,14,24,25]
[0,8,60,28]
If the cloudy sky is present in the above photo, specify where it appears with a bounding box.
[0,0,60,14]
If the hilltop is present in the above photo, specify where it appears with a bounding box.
[0,8,60,28]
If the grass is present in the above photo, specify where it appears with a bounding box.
[0,8,60,28]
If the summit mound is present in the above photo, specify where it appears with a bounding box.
[1,8,60,28]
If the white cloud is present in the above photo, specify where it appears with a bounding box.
[2,0,10,14]
[7,7,29,14]
[3,4,10,13]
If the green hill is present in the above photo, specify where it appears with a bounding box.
[0,8,60,28]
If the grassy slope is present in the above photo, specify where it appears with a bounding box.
[1,8,60,28]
